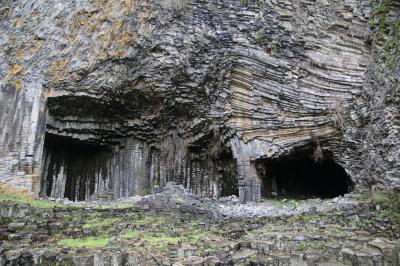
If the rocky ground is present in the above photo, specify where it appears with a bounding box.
[0,184,399,265]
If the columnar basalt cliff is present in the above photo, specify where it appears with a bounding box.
[0,0,399,201]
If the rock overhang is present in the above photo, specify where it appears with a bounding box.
[1,0,399,201]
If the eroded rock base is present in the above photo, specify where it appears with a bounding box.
[0,185,399,266]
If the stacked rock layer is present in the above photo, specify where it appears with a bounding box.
[0,0,398,201]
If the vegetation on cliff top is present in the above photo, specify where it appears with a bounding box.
[369,0,400,69]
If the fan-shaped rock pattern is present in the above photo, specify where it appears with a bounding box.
[0,0,399,201]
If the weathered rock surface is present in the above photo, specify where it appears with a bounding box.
[0,0,399,200]
[0,188,399,266]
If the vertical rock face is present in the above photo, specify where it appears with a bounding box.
[40,133,238,201]
[0,0,399,201]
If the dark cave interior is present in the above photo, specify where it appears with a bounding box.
[40,132,239,201]
[256,149,354,199]
[40,133,111,201]
[40,133,353,202]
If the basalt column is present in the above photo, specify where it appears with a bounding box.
[2,0,398,199]
[40,135,154,201]
[40,134,113,201]
[237,159,261,202]
[40,132,239,201]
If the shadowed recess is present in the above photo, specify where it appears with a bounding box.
[256,149,354,199]
[40,133,111,201]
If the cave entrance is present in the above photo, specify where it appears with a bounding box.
[256,149,353,199]
[40,133,111,201]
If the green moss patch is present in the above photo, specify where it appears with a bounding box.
[372,192,400,224]
[82,217,121,229]
[370,0,400,69]
[0,194,69,209]
[120,228,205,251]
[298,241,326,251]
[121,230,182,250]
[131,215,167,225]
[58,236,109,248]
